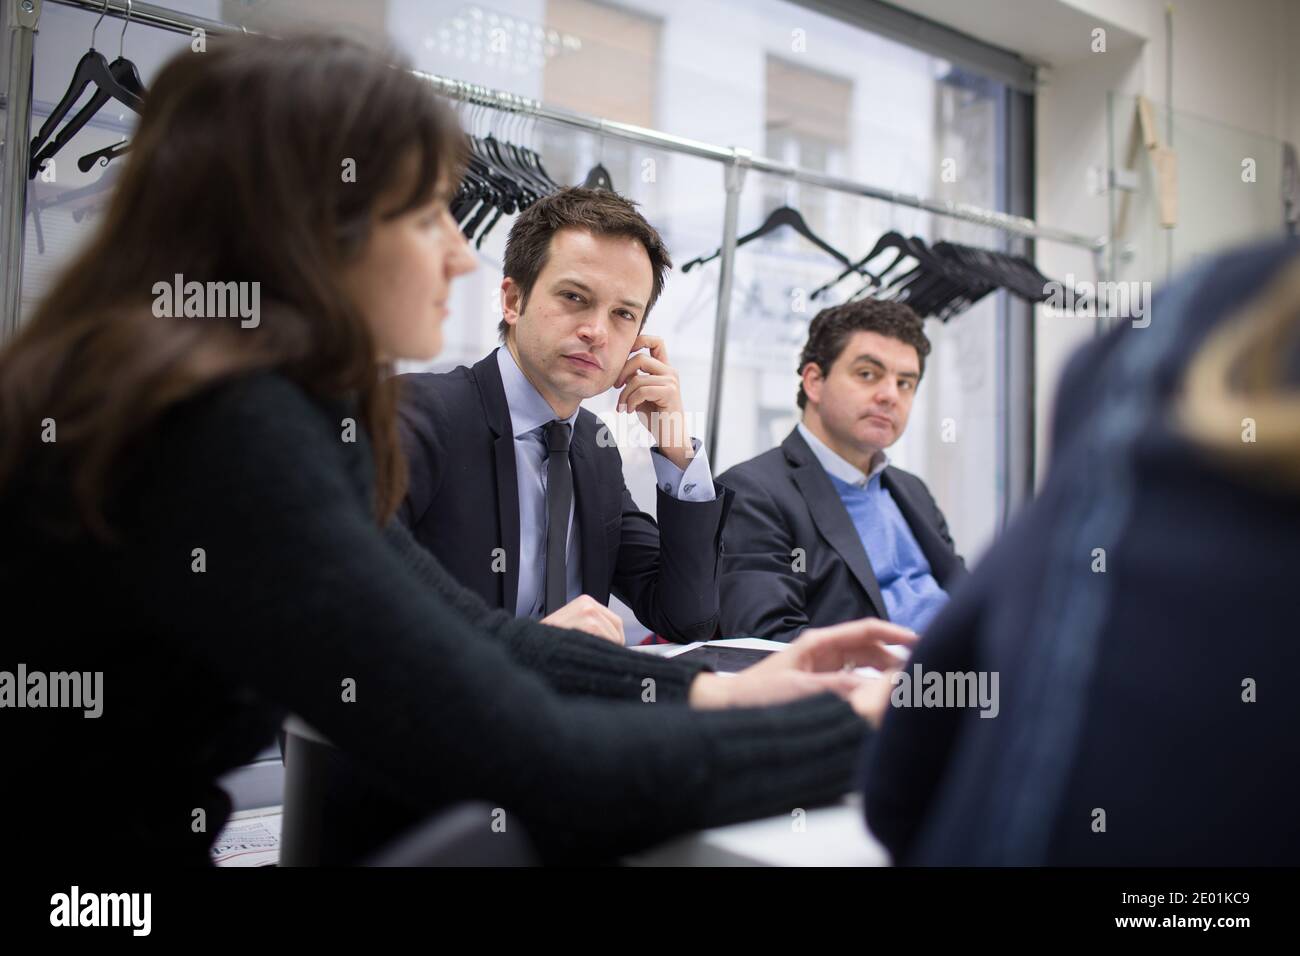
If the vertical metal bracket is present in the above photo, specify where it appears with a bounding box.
[2,0,42,339]
[704,147,750,464]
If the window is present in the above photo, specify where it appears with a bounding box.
[763,55,853,240]
[385,0,1019,570]
[539,0,662,195]
[14,0,1026,638]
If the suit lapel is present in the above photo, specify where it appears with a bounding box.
[882,469,954,585]
[492,435,522,613]
[784,430,889,620]
[568,419,608,599]
[473,351,521,613]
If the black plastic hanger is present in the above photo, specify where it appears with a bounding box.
[484,134,536,203]
[453,106,565,245]
[28,1,144,180]
[935,242,1053,303]
[838,233,939,304]
[449,103,568,245]
[583,163,614,190]
[78,139,129,172]
[73,34,145,176]
[811,230,930,300]
[872,240,1062,321]
[528,144,561,192]
[681,205,857,273]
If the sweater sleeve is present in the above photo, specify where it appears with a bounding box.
[379,517,710,702]
[119,374,869,861]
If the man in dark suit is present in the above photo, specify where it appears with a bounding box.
[718,300,965,641]
[397,188,731,645]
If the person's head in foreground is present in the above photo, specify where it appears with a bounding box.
[862,237,1300,865]
[797,298,930,475]
[0,32,475,537]
[0,34,915,866]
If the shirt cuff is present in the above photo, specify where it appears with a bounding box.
[650,437,716,502]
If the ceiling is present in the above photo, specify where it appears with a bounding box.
[884,0,1146,69]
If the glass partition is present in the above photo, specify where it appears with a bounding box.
[13,0,1023,641]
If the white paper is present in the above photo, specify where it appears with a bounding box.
[211,808,282,867]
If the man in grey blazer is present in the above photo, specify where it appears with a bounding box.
[718,300,966,641]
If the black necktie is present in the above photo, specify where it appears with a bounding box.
[543,420,573,616]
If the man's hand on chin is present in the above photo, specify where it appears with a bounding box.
[615,334,692,469]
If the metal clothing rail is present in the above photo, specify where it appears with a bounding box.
[4,0,1108,465]
[416,72,1109,461]
[416,72,1105,250]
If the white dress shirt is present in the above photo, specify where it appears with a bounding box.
[496,346,716,618]
[796,421,889,488]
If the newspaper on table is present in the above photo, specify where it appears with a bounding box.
[211,808,282,867]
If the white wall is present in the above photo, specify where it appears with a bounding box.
[898,0,1300,480]
[1034,0,1300,479]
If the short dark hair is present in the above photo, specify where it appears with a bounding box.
[498,187,672,340]
[796,299,931,409]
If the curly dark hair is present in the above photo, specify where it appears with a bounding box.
[796,299,931,409]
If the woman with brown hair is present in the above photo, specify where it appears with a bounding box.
[0,34,906,864]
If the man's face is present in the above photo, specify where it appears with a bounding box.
[501,228,651,409]
[805,330,921,456]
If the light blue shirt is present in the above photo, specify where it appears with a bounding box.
[797,422,949,632]
[496,346,716,618]
[797,422,889,487]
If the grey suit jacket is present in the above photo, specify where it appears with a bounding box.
[717,427,965,641]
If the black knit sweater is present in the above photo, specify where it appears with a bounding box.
[1,371,868,864]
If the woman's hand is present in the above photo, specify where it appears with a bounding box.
[688,669,866,710]
[847,674,900,729]
[689,617,917,718]
[751,617,917,676]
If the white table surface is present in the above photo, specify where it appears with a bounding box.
[627,639,891,866]
[286,640,892,866]
[627,795,889,866]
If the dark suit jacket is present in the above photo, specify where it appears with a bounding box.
[395,350,733,643]
[862,237,1300,865]
[717,428,965,641]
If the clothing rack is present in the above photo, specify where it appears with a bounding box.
[3,0,1107,496]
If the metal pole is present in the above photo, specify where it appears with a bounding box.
[1,0,40,340]
[1000,86,1037,523]
[415,69,1103,251]
[4,0,236,341]
[415,72,734,166]
[704,148,748,464]
[44,0,236,38]
[41,0,1106,254]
